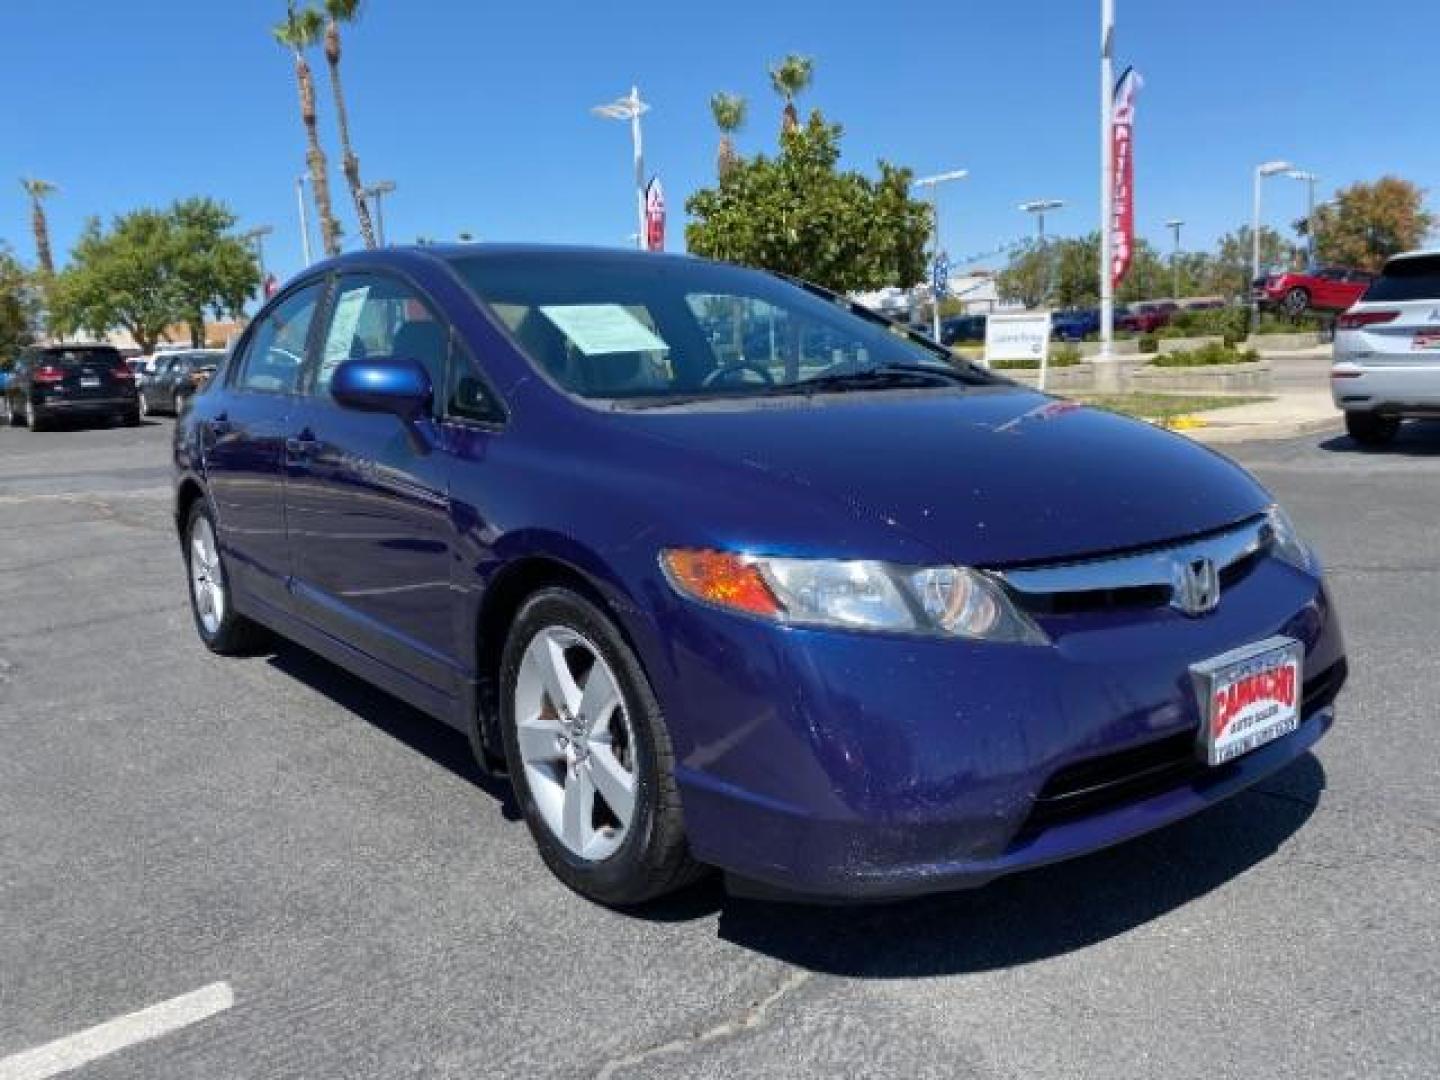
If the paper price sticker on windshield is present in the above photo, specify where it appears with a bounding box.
[540,305,668,356]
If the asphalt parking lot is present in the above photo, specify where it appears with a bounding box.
[1,415,1437,1079]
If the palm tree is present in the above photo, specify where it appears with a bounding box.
[709,93,747,179]
[321,0,377,249]
[20,178,57,276]
[768,54,813,135]
[274,3,341,257]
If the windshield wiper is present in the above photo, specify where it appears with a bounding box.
[784,363,973,394]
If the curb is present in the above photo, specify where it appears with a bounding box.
[1176,415,1343,446]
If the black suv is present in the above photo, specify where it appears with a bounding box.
[4,344,140,430]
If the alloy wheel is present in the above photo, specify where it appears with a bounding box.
[189,515,226,636]
[513,625,638,861]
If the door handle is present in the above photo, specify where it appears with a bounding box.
[210,412,233,436]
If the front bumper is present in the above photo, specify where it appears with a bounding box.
[643,557,1344,899]
[1331,360,1440,415]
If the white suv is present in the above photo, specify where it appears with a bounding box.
[1332,250,1440,445]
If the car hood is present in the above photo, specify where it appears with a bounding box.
[613,387,1270,566]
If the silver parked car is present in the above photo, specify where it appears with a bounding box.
[1332,250,1440,445]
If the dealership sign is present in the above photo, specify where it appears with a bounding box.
[985,310,1053,386]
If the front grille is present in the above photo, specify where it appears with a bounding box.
[1000,516,1271,618]
[1017,659,1346,838]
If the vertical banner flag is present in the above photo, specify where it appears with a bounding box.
[1110,67,1142,288]
[644,176,666,251]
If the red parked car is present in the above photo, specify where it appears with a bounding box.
[1253,266,1374,316]
[1117,301,1179,333]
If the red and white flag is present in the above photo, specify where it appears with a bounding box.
[644,176,666,252]
[1110,67,1142,288]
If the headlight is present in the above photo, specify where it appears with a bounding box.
[660,549,1048,645]
[1265,505,1318,574]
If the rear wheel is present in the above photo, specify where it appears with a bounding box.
[184,500,268,655]
[3,395,18,427]
[1345,412,1400,447]
[500,588,703,906]
[122,407,141,427]
[138,391,149,419]
[27,401,50,432]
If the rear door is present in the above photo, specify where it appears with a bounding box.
[203,284,325,612]
[284,271,459,694]
[1345,256,1440,363]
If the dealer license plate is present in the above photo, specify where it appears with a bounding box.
[1191,636,1303,767]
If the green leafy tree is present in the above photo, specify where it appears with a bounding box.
[1209,226,1293,300]
[768,54,813,135]
[274,3,341,257]
[322,0,377,249]
[999,233,1200,309]
[1312,176,1435,270]
[709,92,747,180]
[0,245,38,363]
[50,201,259,353]
[685,112,931,294]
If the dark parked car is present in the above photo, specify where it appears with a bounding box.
[1117,301,1179,333]
[4,343,139,430]
[176,245,1346,905]
[1050,307,1101,341]
[940,313,987,345]
[140,349,225,416]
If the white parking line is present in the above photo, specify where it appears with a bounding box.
[0,982,233,1080]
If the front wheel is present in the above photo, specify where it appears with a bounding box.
[1345,412,1400,447]
[500,588,703,906]
[184,500,268,654]
[1283,287,1310,318]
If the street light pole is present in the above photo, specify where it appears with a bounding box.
[1165,218,1184,299]
[361,180,397,246]
[241,225,274,283]
[592,86,651,249]
[1019,199,1065,305]
[1288,169,1318,263]
[1252,159,1295,330]
[296,174,313,267]
[914,169,968,339]
[1099,0,1115,359]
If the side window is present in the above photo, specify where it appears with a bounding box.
[315,274,447,409]
[447,338,504,424]
[235,285,322,394]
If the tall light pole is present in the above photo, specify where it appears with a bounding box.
[592,86,650,249]
[915,169,969,339]
[1288,169,1318,264]
[296,174,313,267]
[1099,0,1115,359]
[1020,199,1065,305]
[1252,159,1294,329]
[1165,218,1184,299]
[361,180,397,246]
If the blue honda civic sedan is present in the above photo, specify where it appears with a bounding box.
[174,245,1346,905]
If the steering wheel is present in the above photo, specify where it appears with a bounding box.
[701,362,775,388]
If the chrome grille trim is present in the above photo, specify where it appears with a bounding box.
[997,516,1271,601]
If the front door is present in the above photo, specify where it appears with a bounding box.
[204,284,323,612]
[284,272,458,694]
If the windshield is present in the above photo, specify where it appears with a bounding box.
[447,252,992,403]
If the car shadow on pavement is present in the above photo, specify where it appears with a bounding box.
[1319,419,1440,455]
[708,753,1325,977]
[263,640,522,821]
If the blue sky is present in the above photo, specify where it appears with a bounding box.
[3,1,1438,285]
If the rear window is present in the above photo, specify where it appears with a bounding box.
[40,348,125,368]
[1363,257,1440,302]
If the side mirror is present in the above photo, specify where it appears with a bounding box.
[331,357,433,423]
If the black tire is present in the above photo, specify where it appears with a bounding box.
[1283,287,1310,317]
[183,499,269,655]
[499,587,704,906]
[122,407,141,427]
[4,396,20,427]
[27,402,50,432]
[1345,412,1400,447]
